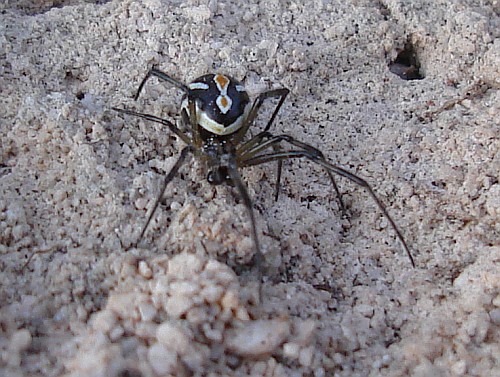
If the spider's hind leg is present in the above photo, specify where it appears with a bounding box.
[319,153,347,214]
[239,132,346,210]
[241,137,415,267]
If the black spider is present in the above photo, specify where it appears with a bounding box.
[113,68,415,282]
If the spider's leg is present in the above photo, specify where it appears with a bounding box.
[239,133,346,210]
[235,131,283,201]
[225,158,264,299]
[232,88,289,144]
[112,107,192,145]
[242,146,415,267]
[136,146,193,245]
[134,68,189,101]
[233,87,289,203]
[273,144,284,202]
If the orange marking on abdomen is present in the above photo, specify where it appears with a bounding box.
[214,74,229,90]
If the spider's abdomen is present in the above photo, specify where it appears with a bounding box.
[182,74,251,136]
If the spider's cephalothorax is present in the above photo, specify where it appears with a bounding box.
[113,68,416,290]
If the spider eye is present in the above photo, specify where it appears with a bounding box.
[182,74,251,136]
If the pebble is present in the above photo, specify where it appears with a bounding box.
[138,261,153,279]
[283,342,300,359]
[168,253,203,279]
[10,329,32,352]
[92,311,117,333]
[165,295,193,318]
[156,322,191,355]
[225,319,291,358]
[299,345,314,367]
[109,325,124,341]
[489,308,500,326]
[148,343,178,375]
[138,302,157,322]
[169,281,200,296]
[294,319,316,345]
[200,285,224,303]
[221,290,239,312]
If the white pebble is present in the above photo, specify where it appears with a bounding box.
[299,345,314,367]
[12,225,25,240]
[492,294,500,307]
[294,319,316,345]
[355,304,374,318]
[314,367,326,377]
[221,290,239,312]
[184,5,211,22]
[183,343,209,372]
[156,322,191,355]
[199,285,224,303]
[135,322,158,339]
[168,253,203,279]
[489,308,500,326]
[138,261,153,279]
[451,360,467,375]
[107,293,137,318]
[186,307,208,324]
[170,201,181,210]
[148,343,178,375]
[205,260,236,284]
[283,342,300,359]
[138,302,157,322]
[10,329,31,352]
[225,319,291,358]
[235,307,250,321]
[165,295,193,318]
[109,326,124,341]
[381,354,392,366]
[91,311,116,333]
[203,323,223,342]
[169,281,200,296]
[134,197,148,210]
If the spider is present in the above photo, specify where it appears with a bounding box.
[113,68,415,281]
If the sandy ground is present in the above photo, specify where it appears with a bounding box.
[1,0,499,376]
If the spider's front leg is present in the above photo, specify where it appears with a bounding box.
[233,88,297,202]
[112,107,191,145]
[233,88,289,144]
[133,67,190,100]
[132,67,207,147]
[113,68,194,144]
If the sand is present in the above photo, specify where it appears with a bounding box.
[0,0,498,376]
